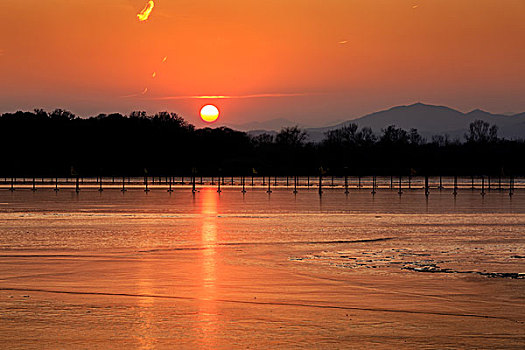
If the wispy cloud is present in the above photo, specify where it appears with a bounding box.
[147,92,322,101]
[119,88,149,98]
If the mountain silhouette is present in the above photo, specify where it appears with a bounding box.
[307,103,525,141]
[239,103,525,141]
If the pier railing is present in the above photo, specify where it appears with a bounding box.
[0,176,522,196]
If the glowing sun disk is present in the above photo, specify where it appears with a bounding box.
[200,105,220,123]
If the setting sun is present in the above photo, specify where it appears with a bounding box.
[200,105,219,123]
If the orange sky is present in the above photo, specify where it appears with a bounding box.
[1,0,525,126]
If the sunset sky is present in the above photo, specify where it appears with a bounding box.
[1,0,524,127]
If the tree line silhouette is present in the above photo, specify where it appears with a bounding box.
[1,109,523,177]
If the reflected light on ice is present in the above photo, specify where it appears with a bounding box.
[198,189,219,347]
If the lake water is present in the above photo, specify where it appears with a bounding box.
[0,188,524,349]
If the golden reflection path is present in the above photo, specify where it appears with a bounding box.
[136,242,155,349]
[197,188,219,348]
[136,270,155,349]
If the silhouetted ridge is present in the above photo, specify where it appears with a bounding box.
[304,103,525,141]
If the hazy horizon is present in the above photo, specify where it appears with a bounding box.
[2,101,524,131]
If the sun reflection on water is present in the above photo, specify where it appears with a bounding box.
[136,260,155,349]
[197,188,219,348]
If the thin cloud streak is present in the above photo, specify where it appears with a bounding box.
[147,92,323,101]
[119,88,149,98]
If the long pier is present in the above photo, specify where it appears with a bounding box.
[0,176,522,196]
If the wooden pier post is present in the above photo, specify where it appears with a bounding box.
[509,175,514,197]
[192,170,197,193]
[274,176,277,186]
[144,176,149,192]
[358,176,361,189]
[54,177,59,192]
[481,176,486,196]
[439,176,443,190]
[293,175,298,194]
[98,176,103,192]
[398,176,402,195]
[318,174,323,195]
[267,178,272,193]
[217,176,222,193]
[453,176,458,196]
[32,177,36,192]
[75,176,80,193]
[390,176,393,189]
[331,176,334,187]
[371,176,377,195]
[344,175,349,194]
[121,177,126,192]
[307,176,310,188]
[10,177,14,192]
[231,176,234,186]
[168,176,173,192]
[425,176,430,197]
[242,176,246,193]
[408,175,412,190]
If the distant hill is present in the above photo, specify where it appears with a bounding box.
[236,103,525,142]
[308,103,525,141]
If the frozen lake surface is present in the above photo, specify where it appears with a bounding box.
[0,188,524,349]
